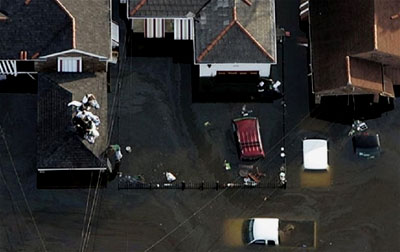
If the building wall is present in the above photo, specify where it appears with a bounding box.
[199,63,271,77]
[35,53,107,73]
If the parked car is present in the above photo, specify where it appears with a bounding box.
[303,138,328,170]
[232,117,265,160]
[242,218,279,246]
[352,133,380,159]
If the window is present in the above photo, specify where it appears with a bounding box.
[58,57,82,72]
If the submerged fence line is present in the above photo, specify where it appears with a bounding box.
[118,177,283,190]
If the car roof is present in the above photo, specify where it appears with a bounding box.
[233,117,265,159]
[303,139,328,170]
[353,134,380,148]
[252,218,279,244]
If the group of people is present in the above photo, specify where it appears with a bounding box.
[257,79,282,94]
[68,94,101,144]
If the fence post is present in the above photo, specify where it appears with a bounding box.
[182,181,186,191]
[201,181,204,190]
[216,181,219,191]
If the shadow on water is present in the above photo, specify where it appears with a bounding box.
[37,171,108,189]
[310,95,395,125]
[126,32,193,64]
[0,74,37,93]
[192,70,282,103]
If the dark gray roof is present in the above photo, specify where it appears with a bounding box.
[198,24,270,63]
[195,0,276,63]
[128,0,276,63]
[37,73,108,169]
[58,0,111,57]
[0,0,73,59]
[129,0,208,17]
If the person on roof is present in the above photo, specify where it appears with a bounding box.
[257,81,265,93]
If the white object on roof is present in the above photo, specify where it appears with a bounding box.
[303,139,328,170]
[252,218,279,245]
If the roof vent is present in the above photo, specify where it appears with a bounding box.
[390,12,400,20]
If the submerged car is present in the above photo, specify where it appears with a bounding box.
[242,218,279,245]
[232,117,265,160]
[352,133,380,159]
[303,138,328,170]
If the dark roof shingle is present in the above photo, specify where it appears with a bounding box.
[37,73,108,169]
[0,0,73,59]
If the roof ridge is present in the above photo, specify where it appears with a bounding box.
[197,5,238,62]
[130,0,147,16]
[235,20,274,61]
[53,0,76,48]
[197,20,236,62]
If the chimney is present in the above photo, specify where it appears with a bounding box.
[20,51,28,60]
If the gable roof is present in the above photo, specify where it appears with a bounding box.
[129,0,209,17]
[37,73,108,169]
[0,0,111,60]
[0,0,73,59]
[310,0,400,95]
[56,0,111,58]
[375,0,400,57]
[195,0,276,64]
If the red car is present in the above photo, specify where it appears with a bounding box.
[232,117,265,160]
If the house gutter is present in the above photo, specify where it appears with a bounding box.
[38,167,107,172]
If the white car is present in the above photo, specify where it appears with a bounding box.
[243,218,279,245]
[303,139,328,170]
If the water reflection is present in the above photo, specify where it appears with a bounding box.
[300,166,332,188]
[223,218,246,247]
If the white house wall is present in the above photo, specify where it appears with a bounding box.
[199,63,271,77]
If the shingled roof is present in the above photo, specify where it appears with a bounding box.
[0,0,111,60]
[195,0,276,63]
[129,0,208,17]
[57,0,111,58]
[310,0,400,95]
[128,0,276,64]
[0,0,73,59]
[37,73,108,169]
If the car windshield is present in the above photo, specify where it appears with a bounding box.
[242,219,255,244]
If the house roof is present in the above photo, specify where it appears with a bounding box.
[195,0,276,63]
[129,0,208,17]
[0,0,111,60]
[57,0,111,58]
[375,0,400,57]
[310,0,400,95]
[37,72,108,169]
[0,0,73,59]
[128,0,276,64]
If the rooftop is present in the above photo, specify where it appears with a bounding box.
[0,0,73,59]
[0,0,111,60]
[128,0,276,64]
[58,0,111,58]
[310,0,400,95]
[195,0,276,63]
[37,72,108,169]
[129,0,208,17]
